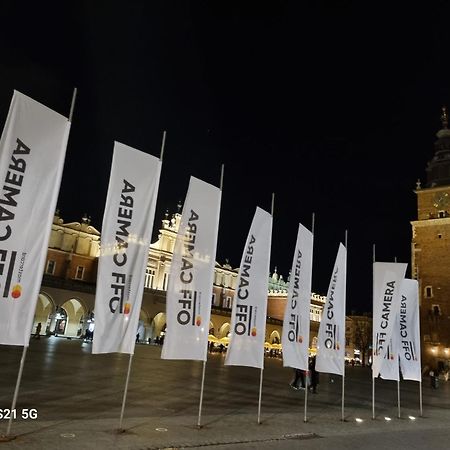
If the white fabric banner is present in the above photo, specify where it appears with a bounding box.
[93,142,161,354]
[161,176,221,361]
[372,262,407,379]
[316,243,347,376]
[225,207,272,369]
[0,91,70,346]
[281,223,313,371]
[398,279,421,382]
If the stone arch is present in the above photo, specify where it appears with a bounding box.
[138,308,152,342]
[56,298,87,337]
[152,312,166,339]
[32,293,56,336]
[209,320,216,336]
[219,322,230,338]
[269,330,281,344]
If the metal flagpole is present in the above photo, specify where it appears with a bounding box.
[3,87,79,440]
[416,266,423,418]
[304,212,315,423]
[394,256,401,419]
[4,346,28,438]
[160,130,167,161]
[372,243,376,420]
[197,361,207,428]
[69,87,78,122]
[419,380,423,417]
[119,130,166,432]
[257,368,264,424]
[257,192,275,425]
[197,164,224,429]
[119,354,133,431]
[342,229,348,422]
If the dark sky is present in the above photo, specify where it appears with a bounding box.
[1,1,449,313]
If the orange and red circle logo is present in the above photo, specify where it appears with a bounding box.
[196,316,202,326]
[11,284,22,299]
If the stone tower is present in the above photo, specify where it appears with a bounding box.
[412,107,450,369]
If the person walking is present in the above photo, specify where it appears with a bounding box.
[290,368,306,390]
[309,355,319,393]
[34,322,42,339]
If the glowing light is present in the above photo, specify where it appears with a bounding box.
[384,417,392,421]
[355,418,363,423]
[408,416,416,420]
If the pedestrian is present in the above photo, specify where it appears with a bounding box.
[34,322,42,339]
[136,332,140,343]
[290,368,306,390]
[309,355,319,393]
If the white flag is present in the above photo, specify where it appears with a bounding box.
[0,91,70,346]
[93,142,161,354]
[161,176,221,361]
[225,207,272,369]
[316,243,347,376]
[281,223,313,371]
[372,262,407,379]
[398,279,421,382]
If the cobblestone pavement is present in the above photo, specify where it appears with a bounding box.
[0,338,448,449]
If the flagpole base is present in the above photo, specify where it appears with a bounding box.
[0,434,16,442]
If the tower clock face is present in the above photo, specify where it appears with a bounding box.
[433,192,450,209]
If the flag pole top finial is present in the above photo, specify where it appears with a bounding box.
[442,106,448,129]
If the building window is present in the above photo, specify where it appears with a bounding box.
[432,304,441,317]
[211,293,216,306]
[425,286,433,298]
[163,273,169,290]
[438,233,442,239]
[225,296,232,309]
[438,211,446,218]
[46,260,56,275]
[75,266,85,280]
[145,268,155,289]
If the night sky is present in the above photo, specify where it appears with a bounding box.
[1,2,450,313]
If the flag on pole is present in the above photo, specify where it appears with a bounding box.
[0,91,70,346]
[282,223,313,371]
[372,262,407,379]
[161,176,221,361]
[225,207,272,369]
[93,141,161,354]
[316,243,347,376]
[398,279,421,382]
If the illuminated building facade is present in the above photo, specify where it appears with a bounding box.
[412,107,450,369]
[35,207,328,349]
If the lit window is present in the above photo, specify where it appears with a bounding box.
[75,266,85,280]
[46,260,56,275]
[145,268,155,289]
[163,273,169,290]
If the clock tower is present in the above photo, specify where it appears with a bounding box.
[412,107,450,370]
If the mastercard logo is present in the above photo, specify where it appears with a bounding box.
[251,327,257,337]
[195,316,202,326]
[11,284,22,299]
[124,303,131,314]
